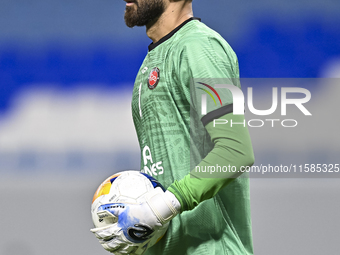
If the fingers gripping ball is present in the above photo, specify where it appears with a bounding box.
[91,171,177,254]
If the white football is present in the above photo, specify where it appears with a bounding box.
[91,170,169,247]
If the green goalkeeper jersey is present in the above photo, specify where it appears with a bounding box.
[131,18,254,255]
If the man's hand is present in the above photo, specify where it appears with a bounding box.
[90,187,180,254]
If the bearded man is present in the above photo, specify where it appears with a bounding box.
[91,1,255,254]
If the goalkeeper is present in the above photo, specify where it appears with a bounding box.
[92,0,255,254]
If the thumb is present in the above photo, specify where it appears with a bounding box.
[98,203,127,217]
[94,203,127,226]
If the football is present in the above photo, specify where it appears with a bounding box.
[91,170,169,247]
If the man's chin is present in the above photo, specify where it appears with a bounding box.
[125,22,136,28]
[124,9,138,27]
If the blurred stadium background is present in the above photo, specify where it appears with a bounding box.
[0,0,339,254]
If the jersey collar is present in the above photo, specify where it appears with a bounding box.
[148,17,201,52]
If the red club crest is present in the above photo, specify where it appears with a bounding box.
[148,67,160,89]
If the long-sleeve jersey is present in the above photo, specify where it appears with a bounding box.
[131,18,254,255]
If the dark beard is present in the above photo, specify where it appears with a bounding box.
[124,0,165,28]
